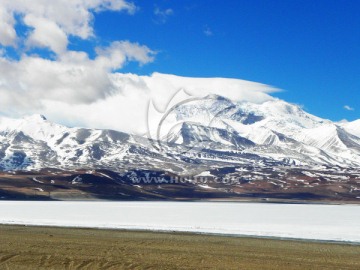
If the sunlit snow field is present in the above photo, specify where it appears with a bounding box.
[0,201,359,243]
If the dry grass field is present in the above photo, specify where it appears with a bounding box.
[0,225,359,269]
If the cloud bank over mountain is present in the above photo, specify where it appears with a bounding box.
[0,0,279,135]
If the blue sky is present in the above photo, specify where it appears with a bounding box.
[0,0,359,127]
[92,0,360,121]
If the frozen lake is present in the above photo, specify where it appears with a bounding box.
[0,201,359,243]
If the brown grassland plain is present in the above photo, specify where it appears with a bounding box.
[0,225,359,269]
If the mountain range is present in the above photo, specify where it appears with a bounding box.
[1,95,359,172]
[0,95,359,202]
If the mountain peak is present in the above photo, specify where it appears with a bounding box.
[23,114,47,122]
[204,94,232,102]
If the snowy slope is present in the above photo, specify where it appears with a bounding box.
[341,119,360,138]
[0,115,142,171]
[160,95,360,166]
[0,94,360,171]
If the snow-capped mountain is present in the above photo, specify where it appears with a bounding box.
[0,95,360,172]
[157,95,360,167]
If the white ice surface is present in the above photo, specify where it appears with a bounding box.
[0,201,359,243]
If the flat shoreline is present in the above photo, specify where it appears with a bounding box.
[1,224,360,269]
[2,222,360,246]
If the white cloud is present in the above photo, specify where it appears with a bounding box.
[0,0,156,116]
[24,15,68,54]
[94,0,136,13]
[204,26,213,36]
[95,41,156,69]
[0,42,155,111]
[344,105,354,111]
[0,8,17,46]
[0,72,278,135]
[154,7,174,24]
[0,0,136,52]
